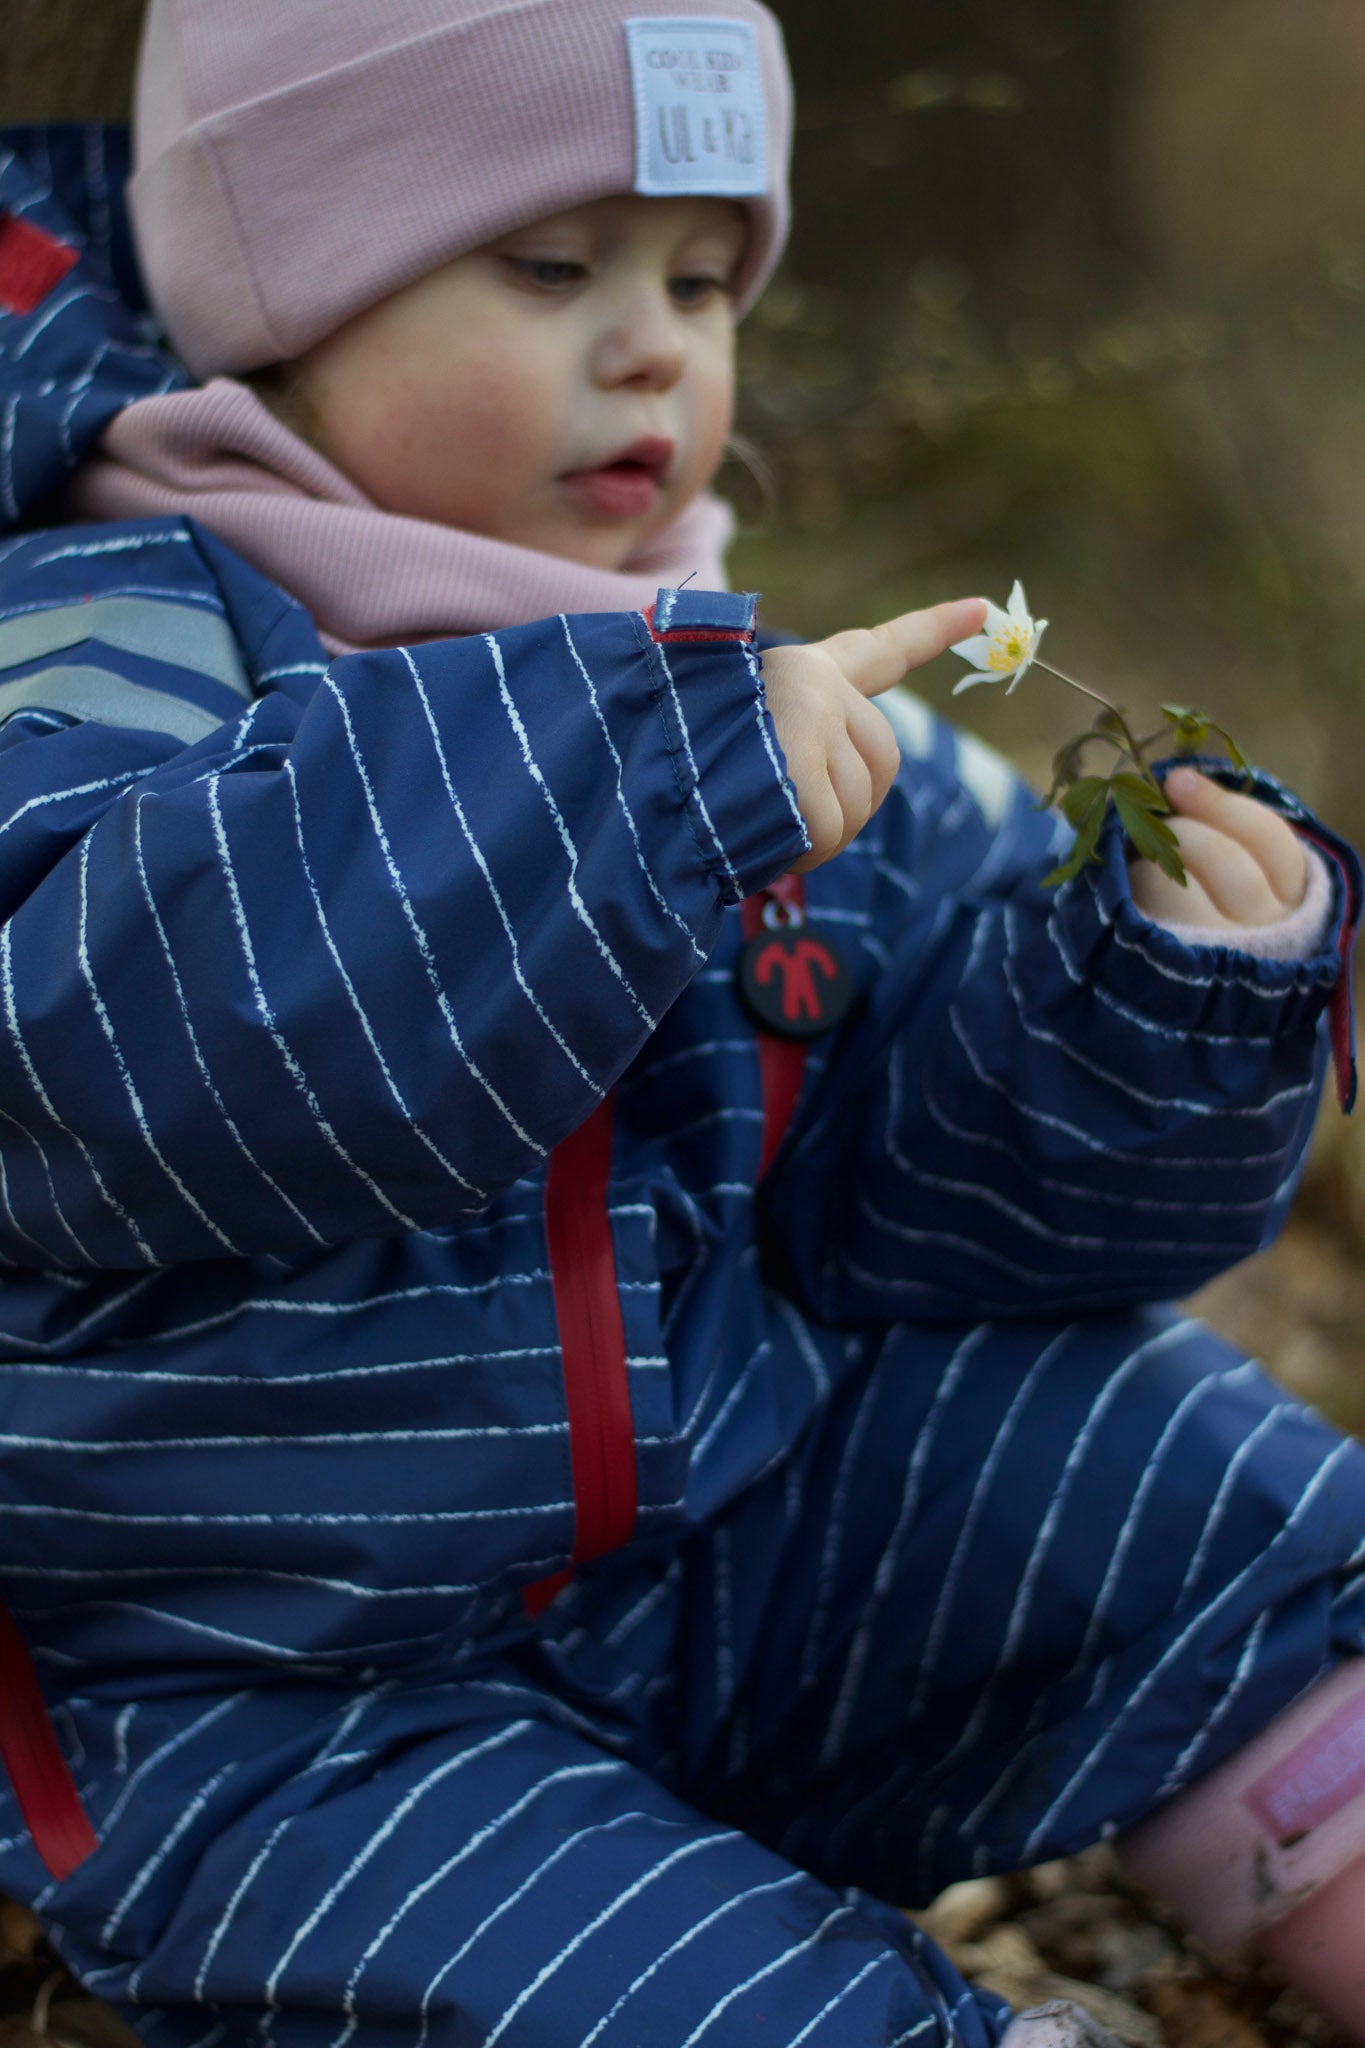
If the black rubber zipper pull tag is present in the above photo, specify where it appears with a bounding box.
[738,891,853,1039]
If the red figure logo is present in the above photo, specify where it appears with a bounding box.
[754,935,842,1024]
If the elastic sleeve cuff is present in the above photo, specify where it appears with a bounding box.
[638,591,809,904]
[1056,790,1347,1020]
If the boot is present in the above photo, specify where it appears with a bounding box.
[1118,1659,1365,2040]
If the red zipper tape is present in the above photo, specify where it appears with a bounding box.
[0,1602,97,1881]
[524,1093,637,1616]
[1294,827,1359,1114]
[523,884,810,1620]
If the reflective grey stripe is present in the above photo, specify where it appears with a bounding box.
[0,598,252,702]
[0,667,225,743]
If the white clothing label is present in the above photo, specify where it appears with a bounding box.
[625,18,768,198]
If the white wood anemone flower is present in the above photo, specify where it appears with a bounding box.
[951,580,1048,694]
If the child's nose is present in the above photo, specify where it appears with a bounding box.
[591,290,686,393]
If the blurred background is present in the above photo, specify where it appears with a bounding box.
[732,0,1365,837]
[7,0,1365,1430]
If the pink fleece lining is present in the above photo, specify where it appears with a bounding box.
[67,380,735,650]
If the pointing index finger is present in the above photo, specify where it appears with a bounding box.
[818,599,988,699]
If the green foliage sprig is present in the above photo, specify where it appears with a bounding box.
[949,584,1250,888]
[1038,699,1250,888]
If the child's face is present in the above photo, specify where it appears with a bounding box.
[291,195,747,569]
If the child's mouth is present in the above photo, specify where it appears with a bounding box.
[561,438,673,519]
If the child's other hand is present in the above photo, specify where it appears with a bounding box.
[1128,766,1308,931]
[763,598,986,873]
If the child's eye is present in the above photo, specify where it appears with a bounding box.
[509,257,586,291]
[669,274,729,309]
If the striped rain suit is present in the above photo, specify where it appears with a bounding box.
[0,125,1364,2048]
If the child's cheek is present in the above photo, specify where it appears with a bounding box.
[696,367,734,481]
[422,366,551,503]
[448,366,548,475]
[363,364,551,526]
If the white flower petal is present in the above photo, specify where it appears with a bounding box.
[952,670,997,694]
[950,633,995,665]
[1006,579,1030,621]
[980,600,1013,636]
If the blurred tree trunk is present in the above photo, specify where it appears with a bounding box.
[776,0,1136,332]
[5,0,145,121]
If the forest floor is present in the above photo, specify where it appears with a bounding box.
[0,1065,1361,2048]
[0,1841,1352,2048]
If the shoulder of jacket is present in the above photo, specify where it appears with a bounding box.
[0,516,329,744]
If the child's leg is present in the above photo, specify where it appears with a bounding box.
[5,1671,1012,2048]
[543,1306,1365,1912]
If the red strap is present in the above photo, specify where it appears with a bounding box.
[742,876,809,1177]
[0,1602,97,1881]
[523,1093,636,1616]
[521,1568,573,1620]
[1296,827,1359,1114]
[0,214,79,317]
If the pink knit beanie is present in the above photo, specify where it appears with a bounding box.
[128,0,793,380]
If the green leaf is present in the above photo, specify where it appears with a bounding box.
[1044,734,1089,802]
[1041,850,1084,888]
[1058,775,1109,827]
[1111,771,1171,814]
[1207,721,1253,780]
[1042,788,1107,887]
[1159,701,1211,753]
[1114,791,1187,884]
[1158,702,1254,781]
[1052,735,1089,780]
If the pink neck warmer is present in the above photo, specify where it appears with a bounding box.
[66,380,734,651]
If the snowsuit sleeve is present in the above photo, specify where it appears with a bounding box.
[0,532,807,1268]
[767,710,1361,1324]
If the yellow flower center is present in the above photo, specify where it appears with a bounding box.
[987,622,1032,672]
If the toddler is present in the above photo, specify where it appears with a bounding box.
[0,2,1363,2043]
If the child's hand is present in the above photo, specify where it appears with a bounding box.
[1128,766,1308,931]
[763,598,987,872]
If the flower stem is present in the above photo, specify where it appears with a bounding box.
[1132,725,1172,753]
[1033,659,1163,795]
[1033,658,1113,712]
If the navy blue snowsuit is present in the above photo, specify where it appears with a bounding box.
[1,125,1364,2048]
